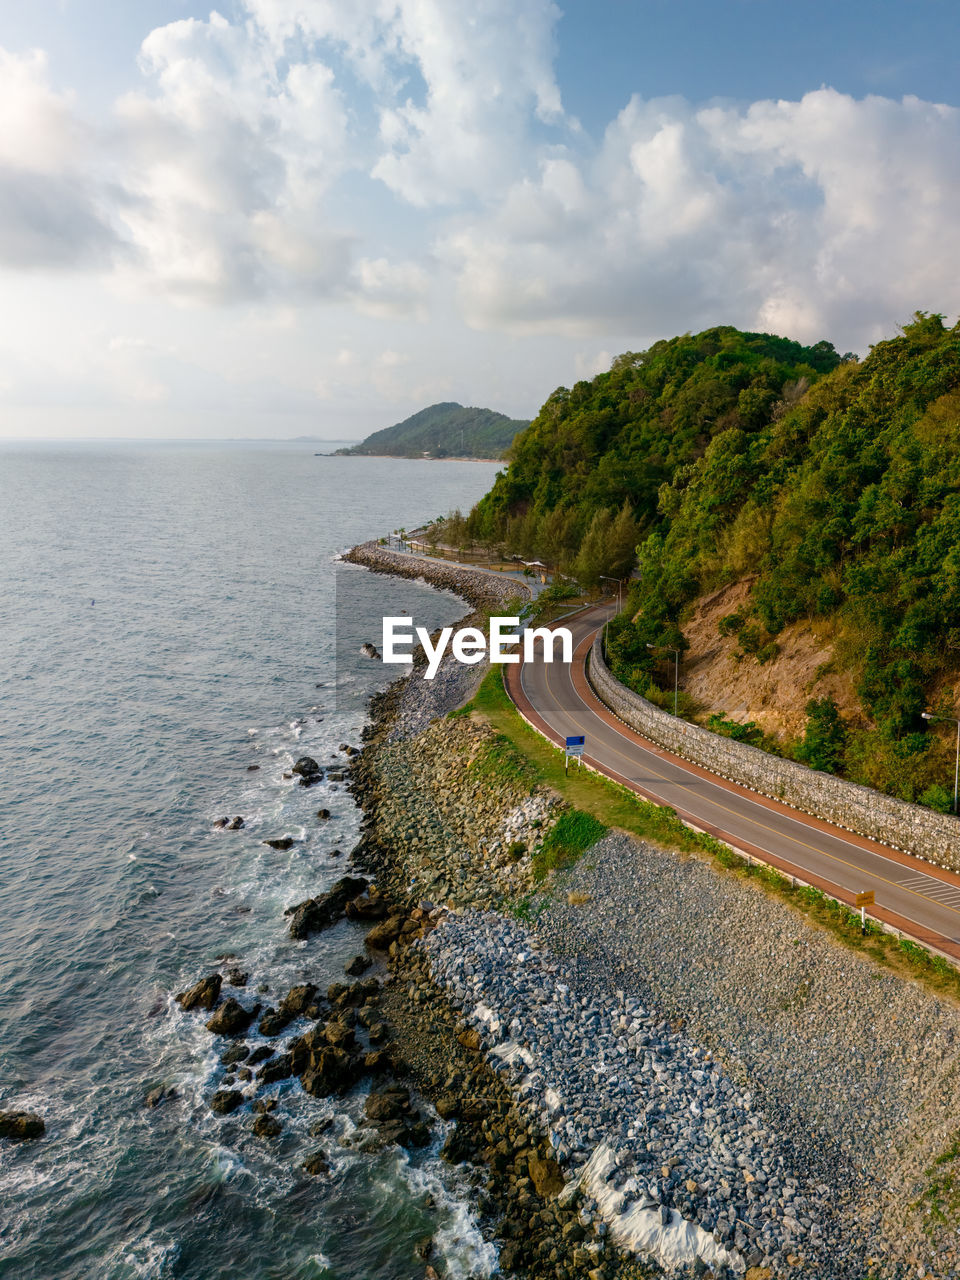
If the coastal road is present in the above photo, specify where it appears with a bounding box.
[508,604,960,963]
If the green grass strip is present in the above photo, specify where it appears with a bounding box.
[458,665,960,1005]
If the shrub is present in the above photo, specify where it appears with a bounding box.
[919,783,955,814]
[718,612,745,637]
[707,713,764,747]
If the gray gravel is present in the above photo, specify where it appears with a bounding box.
[422,910,853,1277]
[538,831,960,1274]
[385,648,488,742]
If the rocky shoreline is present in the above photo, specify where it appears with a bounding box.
[162,545,960,1279]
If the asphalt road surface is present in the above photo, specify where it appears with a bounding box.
[512,603,960,961]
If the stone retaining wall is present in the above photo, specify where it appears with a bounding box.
[589,634,960,873]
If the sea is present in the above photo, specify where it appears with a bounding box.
[0,442,501,1280]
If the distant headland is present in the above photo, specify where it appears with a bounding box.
[330,402,529,460]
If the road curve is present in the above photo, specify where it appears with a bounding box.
[508,604,960,963]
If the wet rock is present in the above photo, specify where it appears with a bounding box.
[176,973,222,1012]
[206,998,257,1037]
[440,1125,475,1164]
[316,808,331,820]
[225,968,248,987]
[144,1086,177,1108]
[279,983,317,1019]
[302,1149,330,1176]
[365,1086,411,1123]
[252,1114,283,1138]
[246,765,260,772]
[416,1236,434,1260]
[213,817,228,829]
[435,1092,460,1120]
[227,816,245,830]
[257,1053,294,1085]
[209,1090,244,1115]
[361,642,381,660]
[300,1047,358,1097]
[0,1111,45,1140]
[292,757,321,780]
[246,1045,274,1066]
[257,1009,291,1037]
[286,876,368,940]
[345,954,372,977]
[263,837,294,851]
[220,1042,249,1067]
[323,1020,356,1050]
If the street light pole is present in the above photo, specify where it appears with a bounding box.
[922,710,960,813]
[646,642,680,715]
[599,576,622,611]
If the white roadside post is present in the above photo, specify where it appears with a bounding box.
[855,889,875,935]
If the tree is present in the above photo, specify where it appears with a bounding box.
[796,698,848,773]
[573,509,614,588]
[607,501,640,580]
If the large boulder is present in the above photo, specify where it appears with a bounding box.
[257,1053,294,1085]
[252,1114,283,1138]
[322,1020,355,1050]
[263,837,294,851]
[0,1111,44,1140]
[206,998,257,1037]
[344,889,389,922]
[176,973,222,1012]
[291,757,321,779]
[279,984,317,1019]
[300,1047,357,1097]
[364,1087,411,1123]
[364,915,406,950]
[302,1149,329,1176]
[286,876,368,940]
[209,1090,244,1115]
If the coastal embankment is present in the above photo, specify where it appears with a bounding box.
[343,540,529,613]
[342,547,960,1279]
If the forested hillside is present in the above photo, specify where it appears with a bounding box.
[466,315,960,804]
[338,402,528,459]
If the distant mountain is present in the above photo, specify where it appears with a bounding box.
[336,402,529,459]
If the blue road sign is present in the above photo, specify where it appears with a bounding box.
[565,735,585,748]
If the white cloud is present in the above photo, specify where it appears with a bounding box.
[0,48,117,268]
[1,1,960,437]
[442,88,960,348]
[246,0,566,205]
[112,12,354,301]
[351,255,429,318]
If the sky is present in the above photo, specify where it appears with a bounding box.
[0,0,958,439]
